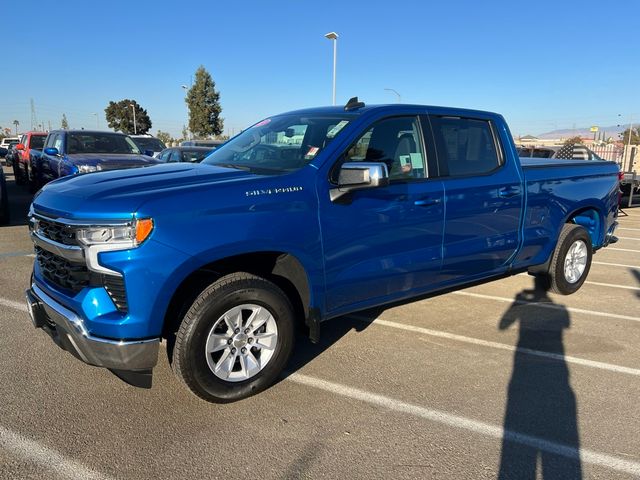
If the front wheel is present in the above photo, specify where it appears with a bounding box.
[544,224,592,295]
[171,272,295,403]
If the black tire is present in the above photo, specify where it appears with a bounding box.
[172,272,295,403]
[28,161,39,193]
[544,224,592,295]
[13,161,25,186]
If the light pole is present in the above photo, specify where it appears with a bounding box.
[129,104,137,135]
[384,88,401,103]
[324,32,338,105]
[181,85,190,140]
[92,113,99,129]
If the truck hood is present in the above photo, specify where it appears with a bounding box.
[67,153,158,167]
[32,163,260,220]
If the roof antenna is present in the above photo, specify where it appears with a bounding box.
[344,97,365,111]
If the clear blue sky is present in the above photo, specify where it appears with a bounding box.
[1,0,638,138]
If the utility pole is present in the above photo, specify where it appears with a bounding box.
[30,98,37,131]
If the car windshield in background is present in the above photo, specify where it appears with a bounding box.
[67,133,141,154]
[31,136,46,150]
[203,114,354,173]
[132,137,166,152]
[184,149,215,162]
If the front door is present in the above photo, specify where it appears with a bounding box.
[319,115,445,313]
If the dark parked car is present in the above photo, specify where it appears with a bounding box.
[157,146,216,163]
[180,139,224,148]
[0,167,9,225]
[4,142,20,167]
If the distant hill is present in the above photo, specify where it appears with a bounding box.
[536,125,624,140]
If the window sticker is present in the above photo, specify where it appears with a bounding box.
[305,146,320,159]
[255,118,271,127]
[326,120,349,138]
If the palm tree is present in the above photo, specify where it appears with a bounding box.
[12,120,19,135]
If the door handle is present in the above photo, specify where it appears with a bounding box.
[414,197,442,207]
[498,187,520,198]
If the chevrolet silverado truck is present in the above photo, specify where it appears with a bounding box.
[29,130,158,191]
[24,100,619,403]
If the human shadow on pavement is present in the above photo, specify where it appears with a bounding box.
[631,268,640,299]
[498,276,582,479]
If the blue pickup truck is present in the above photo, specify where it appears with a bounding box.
[30,130,158,190]
[24,100,619,402]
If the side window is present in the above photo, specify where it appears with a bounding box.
[44,134,55,149]
[430,116,501,177]
[168,150,181,162]
[157,150,170,162]
[53,134,63,152]
[342,116,426,181]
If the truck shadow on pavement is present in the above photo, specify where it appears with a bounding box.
[497,277,582,480]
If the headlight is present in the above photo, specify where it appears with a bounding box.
[77,164,99,174]
[76,218,154,247]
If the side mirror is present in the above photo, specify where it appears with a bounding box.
[330,162,389,201]
[16,143,25,151]
[44,147,59,156]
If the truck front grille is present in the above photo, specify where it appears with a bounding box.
[37,218,78,246]
[35,246,90,293]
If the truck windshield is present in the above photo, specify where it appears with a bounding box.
[131,137,166,152]
[30,135,46,150]
[67,133,141,155]
[202,114,354,173]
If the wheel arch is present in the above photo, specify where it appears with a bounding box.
[565,205,604,248]
[161,251,317,344]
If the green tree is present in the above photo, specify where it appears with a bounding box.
[104,99,152,134]
[156,130,173,145]
[564,136,583,145]
[619,127,640,145]
[185,66,223,138]
[61,114,69,129]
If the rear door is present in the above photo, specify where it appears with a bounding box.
[427,114,523,280]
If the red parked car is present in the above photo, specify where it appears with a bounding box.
[14,131,47,188]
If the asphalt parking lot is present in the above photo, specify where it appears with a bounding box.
[0,164,639,479]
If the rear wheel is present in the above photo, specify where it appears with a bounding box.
[544,224,592,295]
[13,161,25,186]
[172,272,295,403]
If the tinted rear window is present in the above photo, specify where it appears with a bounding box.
[132,137,166,151]
[430,116,501,176]
[30,135,45,149]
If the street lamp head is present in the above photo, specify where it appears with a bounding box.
[324,32,338,40]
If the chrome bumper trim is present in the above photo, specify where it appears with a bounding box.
[30,230,84,263]
[25,283,159,371]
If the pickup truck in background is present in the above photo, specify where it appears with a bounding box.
[29,130,158,190]
[14,131,47,187]
[25,100,619,403]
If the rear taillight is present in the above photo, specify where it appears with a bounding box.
[618,171,624,181]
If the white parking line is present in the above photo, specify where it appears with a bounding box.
[514,273,640,291]
[0,425,114,480]
[584,280,640,291]
[0,297,27,313]
[350,315,640,377]
[289,373,640,477]
[593,261,640,269]
[617,236,640,241]
[606,247,640,253]
[618,227,640,232]
[452,291,640,323]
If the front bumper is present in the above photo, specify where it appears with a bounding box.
[25,283,159,372]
